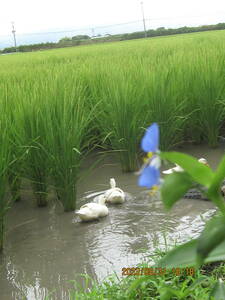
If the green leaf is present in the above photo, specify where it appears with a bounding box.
[158,240,197,268]
[128,276,150,296]
[160,152,214,187]
[206,155,225,214]
[72,147,81,155]
[182,277,210,298]
[188,276,209,291]
[206,189,225,214]
[158,239,225,268]
[160,287,181,300]
[209,279,225,300]
[210,155,225,191]
[197,216,225,266]
[161,172,194,209]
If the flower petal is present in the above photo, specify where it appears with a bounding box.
[138,165,160,188]
[141,123,159,153]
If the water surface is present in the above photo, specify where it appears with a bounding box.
[0,144,223,299]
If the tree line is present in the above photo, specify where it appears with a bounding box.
[1,23,225,54]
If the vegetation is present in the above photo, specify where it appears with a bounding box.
[64,262,225,299]
[0,30,224,252]
[58,124,225,299]
[1,42,57,53]
[0,29,225,299]
[1,22,225,54]
[0,119,12,251]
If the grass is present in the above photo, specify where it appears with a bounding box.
[183,45,225,146]
[0,102,14,251]
[53,260,225,299]
[21,81,50,207]
[44,71,94,211]
[0,30,224,249]
[6,87,25,203]
[85,65,147,171]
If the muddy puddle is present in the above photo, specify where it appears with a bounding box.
[0,144,224,299]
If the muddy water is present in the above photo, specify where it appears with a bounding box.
[0,145,224,300]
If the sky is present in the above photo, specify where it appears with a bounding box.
[0,0,225,37]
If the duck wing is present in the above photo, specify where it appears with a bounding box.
[76,203,99,217]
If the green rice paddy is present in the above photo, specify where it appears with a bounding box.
[0,30,225,250]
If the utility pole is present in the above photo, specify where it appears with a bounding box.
[91,28,95,38]
[140,1,147,38]
[11,22,17,49]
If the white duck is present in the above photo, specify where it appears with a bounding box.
[162,164,183,174]
[162,157,209,174]
[76,194,108,222]
[104,178,125,204]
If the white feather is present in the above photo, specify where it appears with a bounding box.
[105,178,125,204]
[162,157,209,175]
[76,195,108,222]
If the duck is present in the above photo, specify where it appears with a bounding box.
[162,164,183,174]
[162,157,209,175]
[76,194,109,222]
[198,158,209,166]
[104,178,125,204]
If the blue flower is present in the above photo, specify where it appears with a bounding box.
[138,164,160,188]
[141,123,159,153]
[138,123,161,190]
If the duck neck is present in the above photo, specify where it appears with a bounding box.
[98,196,106,205]
[110,178,116,188]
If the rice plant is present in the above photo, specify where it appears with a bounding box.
[84,63,148,172]
[3,85,27,203]
[0,110,14,251]
[19,80,51,207]
[44,71,94,211]
[187,47,225,147]
[142,65,187,150]
[0,29,224,212]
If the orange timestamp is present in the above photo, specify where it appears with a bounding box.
[122,267,195,276]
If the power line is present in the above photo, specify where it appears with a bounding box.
[0,13,224,39]
[15,20,144,37]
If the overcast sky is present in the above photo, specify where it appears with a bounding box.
[0,0,225,36]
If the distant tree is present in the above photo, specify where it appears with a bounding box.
[2,47,16,53]
[58,37,72,43]
[157,27,165,31]
[155,27,167,36]
[1,22,225,55]
[72,35,90,41]
[216,23,225,29]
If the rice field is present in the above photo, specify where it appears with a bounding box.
[0,30,225,250]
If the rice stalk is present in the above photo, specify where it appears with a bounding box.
[85,65,147,171]
[0,115,14,251]
[0,30,224,214]
[45,71,93,211]
[19,79,50,207]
